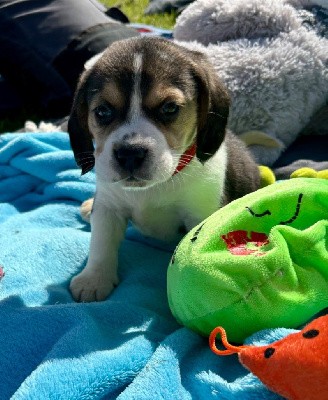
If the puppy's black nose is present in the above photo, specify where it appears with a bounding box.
[114,146,148,173]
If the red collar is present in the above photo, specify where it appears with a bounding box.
[173,143,197,176]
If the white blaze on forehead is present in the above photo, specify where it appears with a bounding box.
[128,53,143,122]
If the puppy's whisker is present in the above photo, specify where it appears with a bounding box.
[175,160,194,166]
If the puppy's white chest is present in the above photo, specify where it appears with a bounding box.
[132,204,183,242]
[130,165,224,241]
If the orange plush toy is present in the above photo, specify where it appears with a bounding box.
[209,315,328,400]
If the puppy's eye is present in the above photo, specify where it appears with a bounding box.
[160,101,180,117]
[94,104,115,124]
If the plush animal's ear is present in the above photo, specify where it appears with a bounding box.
[192,55,230,162]
[68,70,95,175]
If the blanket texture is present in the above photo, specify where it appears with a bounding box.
[0,131,294,399]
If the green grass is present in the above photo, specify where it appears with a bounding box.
[0,0,177,133]
[102,0,177,29]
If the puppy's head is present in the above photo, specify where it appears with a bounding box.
[68,37,230,188]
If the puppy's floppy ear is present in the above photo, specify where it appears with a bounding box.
[68,69,95,175]
[191,54,230,162]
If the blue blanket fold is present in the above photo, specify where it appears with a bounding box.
[0,132,286,399]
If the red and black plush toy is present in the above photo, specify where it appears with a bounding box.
[210,315,328,400]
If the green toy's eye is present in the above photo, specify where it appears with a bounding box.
[246,193,303,225]
[190,223,205,243]
[279,193,303,225]
[246,207,271,217]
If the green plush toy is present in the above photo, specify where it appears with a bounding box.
[167,178,328,343]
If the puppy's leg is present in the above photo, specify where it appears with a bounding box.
[70,202,127,302]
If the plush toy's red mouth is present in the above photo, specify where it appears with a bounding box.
[221,230,269,256]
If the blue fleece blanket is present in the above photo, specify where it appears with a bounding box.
[0,131,290,399]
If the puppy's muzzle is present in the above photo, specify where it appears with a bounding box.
[114,145,148,174]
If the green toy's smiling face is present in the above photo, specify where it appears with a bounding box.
[245,193,303,225]
[218,193,303,257]
[171,191,305,265]
[167,179,328,342]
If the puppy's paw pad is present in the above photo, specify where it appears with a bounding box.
[70,269,118,302]
[80,198,94,222]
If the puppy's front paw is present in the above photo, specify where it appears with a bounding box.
[80,198,94,223]
[70,267,119,302]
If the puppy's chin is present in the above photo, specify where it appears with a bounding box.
[120,177,150,189]
[117,173,172,190]
[110,155,176,189]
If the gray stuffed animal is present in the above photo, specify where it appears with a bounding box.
[174,0,328,165]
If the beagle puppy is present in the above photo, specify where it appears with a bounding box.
[68,37,260,302]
